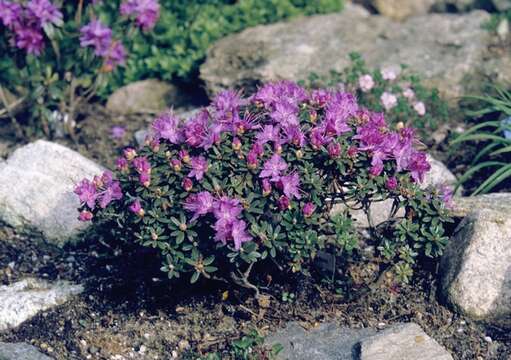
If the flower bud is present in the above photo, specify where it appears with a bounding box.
[116,157,129,173]
[262,179,272,196]
[277,195,291,211]
[129,199,144,217]
[179,150,190,164]
[179,223,187,231]
[347,146,358,158]
[124,148,137,161]
[274,143,283,154]
[78,210,93,222]
[140,172,151,188]
[182,178,193,192]
[327,142,341,159]
[171,158,182,172]
[150,139,160,152]
[247,151,258,169]
[151,232,158,241]
[232,137,242,151]
[386,176,398,191]
[295,149,304,159]
[302,202,315,218]
[310,109,318,123]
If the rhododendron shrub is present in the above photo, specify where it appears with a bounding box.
[0,0,159,136]
[76,81,452,291]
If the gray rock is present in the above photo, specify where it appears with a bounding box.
[450,193,511,217]
[440,208,511,327]
[0,140,103,246]
[359,323,453,360]
[106,79,189,115]
[0,342,53,360]
[492,0,511,11]
[201,5,510,102]
[0,278,83,331]
[265,322,452,360]
[265,322,376,360]
[332,155,457,228]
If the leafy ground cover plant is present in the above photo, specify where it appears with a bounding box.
[75,81,452,295]
[96,0,344,92]
[302,53,449,139]
[0,0,159,137]
[452,86,511,194]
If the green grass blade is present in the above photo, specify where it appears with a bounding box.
[472,142,502,165]
[473,164,511,195]
[455,161,505,192]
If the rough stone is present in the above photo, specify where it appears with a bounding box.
[106,79,189,115]
[492,0,511,12]
[0,278,83,331]
[0,343,53,360]
[0,140,104,245]
[450,192,511,217]
[359,323,453,360]
[265,322,376,360]
[265,322,452,359]
[201,5,510,102]
[440,208,511,327]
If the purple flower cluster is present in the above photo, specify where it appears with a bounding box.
[74,171,123,221]
[120,0,160,31]
[79,20,126,70]
[0,0,63,55]
[184,192,251,250]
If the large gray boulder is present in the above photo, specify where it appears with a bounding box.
[440,208,511,327]
[0,140,103,246]
[106,79,190,115]
[0,343,53,360]
[0,278,83,331]
[201,5,510,102]
[450,192,511,217]
[265,322,452,359]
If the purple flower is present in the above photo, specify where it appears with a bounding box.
[260,154,287,181]
[183,110,209,147]
[439,184,454,209]
[270,100,299,128]
[110,125,126,139]
[310,89,332,107]
[79,20,112,56]
[124,147,137,160]
[179,149,190,163]
[129,199,144,216]
[15,27,44,55]
[188,156,208,181]
[302,202,315,217]
[139,172,151,187]
[121,0,160,30]
[133,156,151,174]
[230,219,252,250]
[255,125,280,145]
[103,40,126,69]
[78,210,93,222]
[323,92,357,136]
[26,0,62,27]
[213,90,242,129]
[170,158,182,171]
[98,180,123,208]
[407,151,430,183]
[152,111,182,144]
[116,157,129,172]
[278,172,301,200]
[74,179,97,208]
[212,197,242,223]
[184,191,215,221]
[286,125,306,147]
[213,218,251,250]
[0,0,23,29]
[309,127,327,149]
[247,150,258,169]
[386,176,398,191]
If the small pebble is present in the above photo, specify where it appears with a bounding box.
[484,336,492,343]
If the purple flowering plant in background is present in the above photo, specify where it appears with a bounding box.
[0,0,160,137]
[76,81,452,292]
